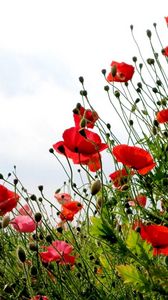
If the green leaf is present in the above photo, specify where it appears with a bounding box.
[116,264,146,287]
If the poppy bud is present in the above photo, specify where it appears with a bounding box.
[132,56,137,62]
[104,85,109,92]
[46,234,53,243]
[156,80,162,86]
[29,243,38,251]
[13,179,18,185]
[106,123,111,130]
[161,99,167,106]
[30,194,37,201]
[152,126,157,135]
[152,87,158,93]
[129,120,134,126]
[137,82,142,89]
[147,58,155,65]
[31,265,38,276]
[139,63,143,69]
[101,69,106,75]
[96,196,104,209]
[35,212,42,223]
[2,215,10,228]
[91,180,101,196]
[153,23,157,28]
[79,76,84,84]
[17,246,26,263]
[38,185,43,192]
[146,29,152,38]
[153,120,159,127]
[164,131,168,137]
[114,91,120,98]
[49,148,54,153]
[130,24,133,30]
[0,174,4,179]
[111,65,117,77]
[72,108,79,114]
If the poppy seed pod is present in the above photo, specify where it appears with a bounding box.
[17,246,26,263]
[91,180,101,196]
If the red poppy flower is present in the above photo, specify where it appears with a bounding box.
[162,46,168,57]
[139,224,168,256]
[40,240,75,264]
[112,144,156,175]
[73,105,99,129]
[107,61,134,83]
[60,201,83,222]
[165,16,168,25]
[156,108,168,124]
[53,127,108,169]
[129,194,147,207]
[0,184,19,216]
[109,168,134,188]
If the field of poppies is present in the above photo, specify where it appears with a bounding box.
[0,18,168,300]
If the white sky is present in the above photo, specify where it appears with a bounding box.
[0,0,167,199]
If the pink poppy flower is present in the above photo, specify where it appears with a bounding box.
[40,240,75,264]
[11,215,36,232]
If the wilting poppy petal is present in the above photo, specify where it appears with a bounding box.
[156,108,168,123]
[112,144,156,175]
[54,193,72,205]
[107,61,134,83]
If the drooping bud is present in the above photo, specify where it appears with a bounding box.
[91,180,101,196]
[17,246,26,263]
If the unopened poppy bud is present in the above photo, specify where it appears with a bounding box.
[80,118,86,128]
[153,120,159,127]
[152,87,158,93]
[152,126,157,135]
[156,80,162,86]
[0,174,4,179]
[130,24,133,30]
[80,90,87,97]
[146,29,152,38]
[141,110,148,115]
[147,58,155,65]
[137,82,142,89]
[38,185,43,192]
[96,196,104,209]
[114,91,120,98]
[49,148,54,153]
[132,56,137,62]
[106,123,111,130]
[30,194,37,201]
[157,101,161,106]
[91,180,101,196]
[111,65,117,77]
[161,99,167,106]
[79,76,84,84]
[35,212,42,222]
[129,120,134,126]
[164,131,168,137]
[17,246,26,263]
[13,179,18,185]
[46,234,53,243]
[135,98,140,103]
[153,22,157,28]
[31,265,38,276]
[101,69,106,75]
[139,63,143,69]
[2,215,10,228]
[29,243,38,251]
[104,85,109,92]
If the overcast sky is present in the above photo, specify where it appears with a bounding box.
[0,0,167,200]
